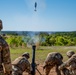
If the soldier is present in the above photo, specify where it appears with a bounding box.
[0,19,12,75]
[43,52,63,75]
[12,52,31,75]
[59,50,76,75]
[66,50,75,58]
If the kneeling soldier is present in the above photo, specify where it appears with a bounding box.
[59,50,76,75]
[12,52,31,75]
[43,52,63,75]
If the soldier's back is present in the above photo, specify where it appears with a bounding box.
[45,52,63,64]
[12,56,30,71]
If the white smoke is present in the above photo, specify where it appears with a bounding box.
[22,33,41,49]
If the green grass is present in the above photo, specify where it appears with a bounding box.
[10,46,76,64]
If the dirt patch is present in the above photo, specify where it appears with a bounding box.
[23,64,56,75]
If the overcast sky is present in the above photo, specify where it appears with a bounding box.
[0,0,76,31]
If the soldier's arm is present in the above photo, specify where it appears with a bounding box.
[59,58,72,70]
[25,60,32,75]
[2,40,12,75]
[26,65,32,75]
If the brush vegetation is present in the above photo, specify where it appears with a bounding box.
[3,31,76,48]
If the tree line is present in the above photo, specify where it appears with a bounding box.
[4,31,76,47]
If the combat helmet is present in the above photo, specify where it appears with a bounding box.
[67,50,75,58]
[22,52,30,59]
[0,19,3,31]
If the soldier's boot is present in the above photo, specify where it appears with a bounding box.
[45,66,52,75]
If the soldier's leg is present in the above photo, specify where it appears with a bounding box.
[12,71,22,75]
[0,64,4,75]
[3,63,12,75]
[55,65,61,75]
[71,69,76,75]
[12,66,22,75]
[44,65,53,75]
[61,68,71,75]
[12,70,22,75]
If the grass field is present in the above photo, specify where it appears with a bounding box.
[10,46,76,64]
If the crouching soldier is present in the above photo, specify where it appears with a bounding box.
[43,52,63,75]
[12,52,31,75]
[59,50,76,75]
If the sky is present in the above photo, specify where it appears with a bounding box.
[0,0,76,31]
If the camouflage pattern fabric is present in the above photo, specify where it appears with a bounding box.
[0,20,3,31]
[0,35,12,75]
[12,56,31,75]
[43,52,63,75]
[61,68,71,75]
[59,54,76,75]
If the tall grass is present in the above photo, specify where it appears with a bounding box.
[10,46,76,64]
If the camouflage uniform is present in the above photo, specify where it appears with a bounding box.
[0,19,12,75]
[66,50,75,58]
[12,52,31,75]
[43,52,63,75]
[59,51,76,75]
